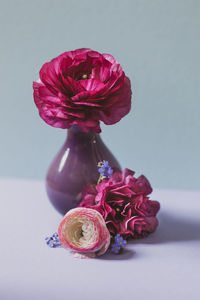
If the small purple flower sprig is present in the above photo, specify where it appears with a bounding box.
[45,232,61,248]
[111,234,127,254]
[97,160,113,183]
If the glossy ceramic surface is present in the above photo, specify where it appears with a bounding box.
[46,126,121,214]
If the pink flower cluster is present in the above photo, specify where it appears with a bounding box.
[79,169,160,239]
[33,48,132,133]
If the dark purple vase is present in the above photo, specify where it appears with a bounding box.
[46,126,121,215]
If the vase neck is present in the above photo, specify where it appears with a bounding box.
[67,125,99,141]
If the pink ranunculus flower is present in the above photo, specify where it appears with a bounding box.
[33,48,132,133]
[58,207,110,258]
[79,169,160,239]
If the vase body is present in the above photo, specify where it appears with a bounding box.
[46,126,121,215]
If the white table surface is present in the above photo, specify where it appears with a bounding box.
[0,178,200,300]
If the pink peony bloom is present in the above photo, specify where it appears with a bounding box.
[33,48,132,133]
[58,207,110,258]
[79,169,160,239]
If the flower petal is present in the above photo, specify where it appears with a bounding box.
[58,208,110,257]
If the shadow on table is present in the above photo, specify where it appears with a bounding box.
[99,248,137,261]
[131,211,200,245]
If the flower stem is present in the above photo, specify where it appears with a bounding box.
[97,175,102,184]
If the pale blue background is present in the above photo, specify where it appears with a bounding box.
[0,0,199,190]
